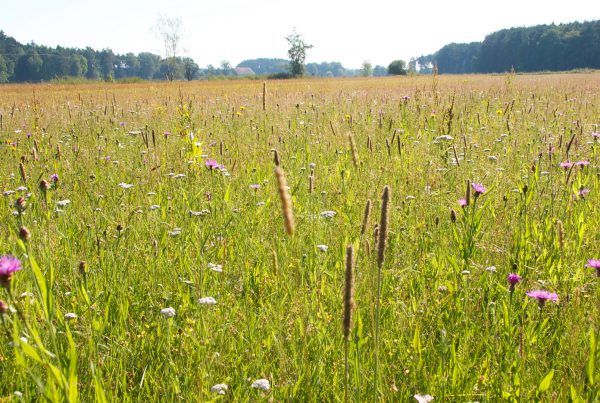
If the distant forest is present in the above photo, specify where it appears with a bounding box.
[0,19,599,83]
[422,20,600,74]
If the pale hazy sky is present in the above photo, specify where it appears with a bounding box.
[1,0,598,68]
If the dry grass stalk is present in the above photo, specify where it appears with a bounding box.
[275,166,295,235]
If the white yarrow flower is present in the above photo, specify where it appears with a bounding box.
[211,384,228,395]
[208,263,223,272]
[414,395,434,403]
[320,210,336,218]
[118,183,134,189]
[64,313,78,320]
[251,379,270,391]
[316,245,328,252]
[160,307,176,318]
[198,297,217,305]
[56,199,71,207]
[149,204,160,210]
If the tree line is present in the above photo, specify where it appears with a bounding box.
[426,20,600,74]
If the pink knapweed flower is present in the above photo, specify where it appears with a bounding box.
[205,159,220,169]
[458,198,467,207]
[560,161,573,169]
[471,182,486,196]
[527,290,558,308]
[586,259,600,277]
[579,188,590,198]
[575,160,590,167]
[0,256,22,289]
[508,273,522,293]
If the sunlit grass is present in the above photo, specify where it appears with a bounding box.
[1,73,600,401]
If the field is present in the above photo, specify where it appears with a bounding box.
[1,73,600,401]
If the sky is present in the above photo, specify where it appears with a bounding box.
[1,0,598,69]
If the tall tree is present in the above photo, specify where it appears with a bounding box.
[153,15,183,81]
[286,29,313,77]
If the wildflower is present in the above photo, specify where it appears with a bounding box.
[585,259,600,277]
[56,199,71,207]
[593,131,600,139]
[527,290,558,308]
[414,394,434,403]
[208,263,223,272]
[433,135,453,143]
[149,205,160,210]
[560,161,573,169]
[50,173,59,183]
[251,379,271,391]
[64,313,78,320]
[471,182,486,197]
[0,300,8,314]
[320,210,336,218]
[198,297,217,305]
[78,261,88,275]
[168,228,182,237]
[457,198,467,208]
[118,183,134,189]
[205,159,220,169]
[211,384,228,395]
[507,273,522,292]
[579,188,590,198]
[14,197,26,213]
[309,162,316,169]
[160,307,176,318]
[19,226,31,242]
[485,266,497,273]
[575,160,590,167]
[0,256,22,289]
[250,184,261,190]
[402,95,410,101]
[316,245,328,252]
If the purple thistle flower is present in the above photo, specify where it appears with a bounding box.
[458,198,467,208]
[507,273,522,290]
[592,131,600,139]
[50,173,59,183]
[471,182,486,197]
[0,256,22,289]
[526,290,558,308]
[560,161,573,169]
[205,159,220,170]
[575,160,590,167]
[586,259,600,277]
[578,188,590,198]
[250,184,261,190]
[119,122,126,127]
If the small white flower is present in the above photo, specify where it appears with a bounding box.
[65,291,72,296]
[190,210,210,216]
[433,135,453,143]
[3,190,15,196]
[174,174,186,179]
[14,391,23,398]
[461,270,471,275]
[251,379,270,391]
[16,186,27,191]
[160,307,176,318]
[485,266,497,273]
[147,192,157,196]
[198,297,217,305]
[128,131,142,135]
[320,210,336,218]
[256,201,265,206]
[405,195,416,200]
[56,199,71,207]
[168,228,182,237]
[309,162,316,169]
[118,183,134,189]
[64,313,78,320]
[208,263,223,272]
[414,394,434,403]
[488,155,498,161]
[149,205,160,210]
[211,384,228,395]
[316,245,328,252]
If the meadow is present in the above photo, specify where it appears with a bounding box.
[0,72,600,401]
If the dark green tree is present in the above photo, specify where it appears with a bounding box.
[387,59,407,75]
[286,29,313,77]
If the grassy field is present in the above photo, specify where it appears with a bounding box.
[1,73,600,401]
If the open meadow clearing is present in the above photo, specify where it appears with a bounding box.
[1,73,600,401]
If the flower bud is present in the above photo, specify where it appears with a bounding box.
[78,261,88,275]
[19,226,31,242]
[0,300,8,315]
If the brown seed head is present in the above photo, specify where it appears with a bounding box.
[343,245,355,341]
[19,226,31,241]
[275,166,295,235]
[377,186,390,269]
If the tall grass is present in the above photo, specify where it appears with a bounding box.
[0,73,599,400]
